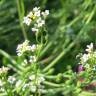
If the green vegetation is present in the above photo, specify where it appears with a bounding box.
[0,0,96,96]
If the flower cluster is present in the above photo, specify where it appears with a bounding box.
[79,43,96,71]
[23,7,49,32]
[16,40,38,63]
[16,40,38,65]
[0,66,9,75]
[7,74,45,93]
[21,56,37,66]
[22,74,45,93]
[16,40,37,56]
[8,76,16,84]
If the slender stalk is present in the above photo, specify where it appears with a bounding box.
[43,41,75,72]
[16,0,28,40]
[43,81,64,87]
[40,42,52,58]
[39,15,81,59]
[43,6,96,72]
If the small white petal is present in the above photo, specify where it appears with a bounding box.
[36,18,45,27]
[38,76,45,82]
[34,10,40,17]
[42,10,49,17]
[23,17,32,26]
[81,54,89,63]
[29,56,37,63]
[33,7,40,12]
[31,44,37,52]
[86,43,93,52]
[8,76,16,84]
[17,53,22,56]
[27,12,33,17]
[30,85,36,92]
[45,10,49,15]
[31,28,38,32]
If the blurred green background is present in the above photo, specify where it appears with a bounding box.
[0,0,96,72]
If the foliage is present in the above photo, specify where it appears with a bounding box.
[0,0,96,96]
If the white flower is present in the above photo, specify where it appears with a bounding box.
[25,45,31,51]
[27,12,33,17]
[16,44,22,55]
[42,10,49,17]
[36,76,45,85]
[2,66,9,72]
[23,17,32,26]
[31,28,38,32]
[45,10,49,15]
[17,44,22,50]
[29,56,37,63]
[36,18,45,27]
[33,7,40,12]
[81,54,89,63]
[23,7,49,28]
[0,66,9,74]
[30,85,36,92]
[33,7,41,17]
[39,76,45,82]
[8,76,16,84]
[17,53,22,56]
[16,40,37,57]
[86,43,93,52]
[16,44,22,56]
[22,40,30,46]
[16,40,30,56]
[31,44,37,52]
[15,80,22,88]
[34,10,41,17]
[38,76,45,84]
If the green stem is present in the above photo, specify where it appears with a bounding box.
[43,41,75,72]
[16,0,28,40]
[43,5,96,72]
[43,81,64,87]
[40,42,52,58]
[40,13,82,59]
[45,75,58,79]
